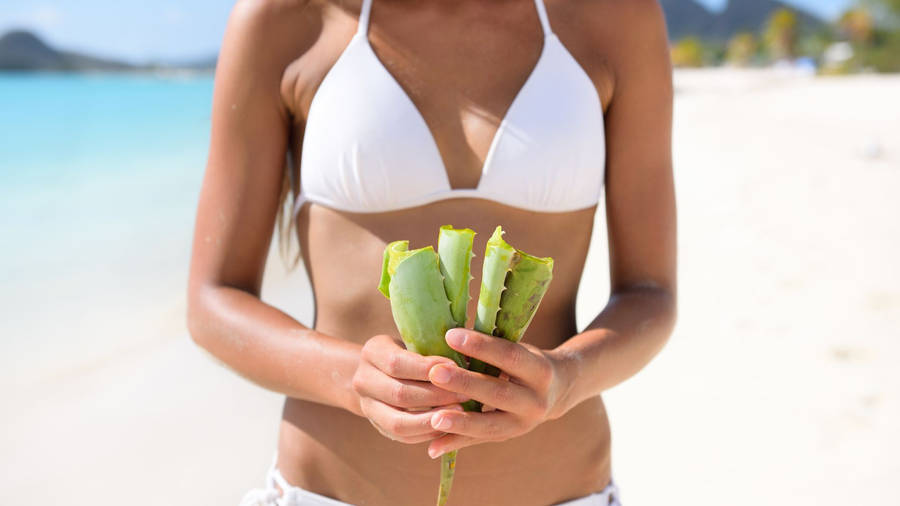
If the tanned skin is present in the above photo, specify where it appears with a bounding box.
[187,0,675,504]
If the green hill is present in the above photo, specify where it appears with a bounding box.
[660,0,826,41]
[0,30,215,72]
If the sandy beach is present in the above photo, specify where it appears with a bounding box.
[1,68,898,505]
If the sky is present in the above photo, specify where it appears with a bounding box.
[697,0,853,19]
[0,0,855,63]
[0,1,232,62]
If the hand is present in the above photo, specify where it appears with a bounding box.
[351,334,471,444]
[425,328,576,458]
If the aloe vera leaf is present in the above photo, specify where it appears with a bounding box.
[380,237,470,506]
[380,241,467,367]
[494,251,554,343]
[473,227,516,336]
[469,226,516,374]
[437,225,476,328]
[470,227,554,378]
[377,240,400,299]
[435,226,477,506]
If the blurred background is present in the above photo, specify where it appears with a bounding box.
[1,0,898,504]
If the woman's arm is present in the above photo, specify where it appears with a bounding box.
[186,0,363,415]
[552,0,677,408]
[187,1,464,431]
[421,0,676,457]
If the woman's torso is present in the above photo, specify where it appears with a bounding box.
[274,0,617,504]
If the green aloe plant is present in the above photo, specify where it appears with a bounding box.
[378,225,553,506]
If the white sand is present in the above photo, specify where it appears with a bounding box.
[2,69,898,505]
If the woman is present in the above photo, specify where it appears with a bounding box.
[188,0,676,504]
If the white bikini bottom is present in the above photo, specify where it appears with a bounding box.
[240,453,622,506]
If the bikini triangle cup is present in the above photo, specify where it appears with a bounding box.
[295,0,605,214]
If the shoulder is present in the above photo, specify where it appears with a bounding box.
[563,0,669,48]
[570,0,671,90]
[546,0,669,108]
[216,0,328,108]
[227,0,317,34]
[223,0,322,53]
[219,0,327,77]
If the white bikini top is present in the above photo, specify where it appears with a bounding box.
[294,0,605,215]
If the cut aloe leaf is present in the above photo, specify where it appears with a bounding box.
[470,226,553,377]
[495,251,554,343]
[474,226,516,337]
[437,225,475,328]
[379,240,467,367]
[435,226,477,506]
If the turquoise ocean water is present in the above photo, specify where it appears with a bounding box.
[0,73,215,385]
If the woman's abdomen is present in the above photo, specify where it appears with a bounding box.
[276,394,611,506]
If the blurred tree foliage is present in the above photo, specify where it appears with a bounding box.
[726,32,759,66]
[860,0,900,26]
[665,0,900,72]
[840,8,875,43]
[763,8,799,60]
[854,28,900,71]
[797,27,836,61]
[840,0,900,72]
[671,37,706,67]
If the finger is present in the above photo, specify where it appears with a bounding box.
[445,329,550,387]
[428,363,540,415]
[355,365,471,409]
[362,398,459,443]
[481,372,508,413]
[369,419,445,445]
[365,334,459,381]
[427,433,479,459]
[429,409,522,440]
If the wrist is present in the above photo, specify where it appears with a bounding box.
[345,360,366,417]
[345,388,365,417]
[546,346,583,420]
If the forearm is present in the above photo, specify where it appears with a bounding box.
[187,285,364,416]
[553,286,676,413]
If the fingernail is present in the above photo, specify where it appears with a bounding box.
[428,447,442,459]
[445,329,466,347]
[431,365,451,384]
[432,414,452,430]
